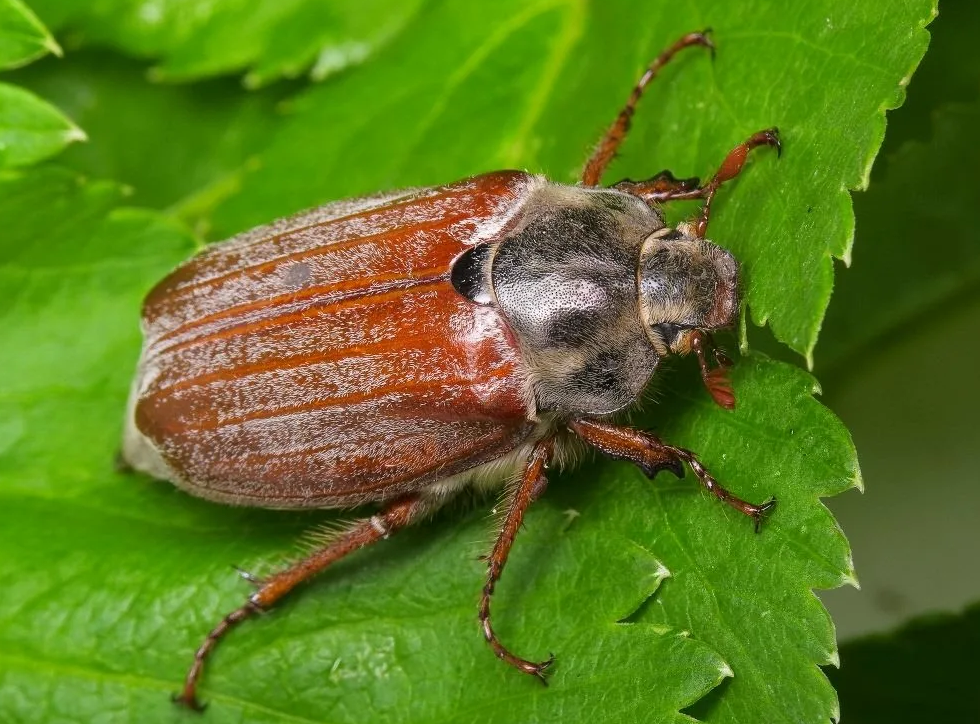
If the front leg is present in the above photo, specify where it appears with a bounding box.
[479,438,556,682]
[614,129,782,236]
[569,419,775,532]
[612,170,702,202]
[581,31,714,186]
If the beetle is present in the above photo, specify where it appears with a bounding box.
[121,30,779,709]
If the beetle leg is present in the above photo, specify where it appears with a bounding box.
[479,438,556,683]
[581,30,714,186]
[612,170,702,201]
[616,128,781,216]
[687,128,782,238]
[173,494,429,711]
[569,419,776,531]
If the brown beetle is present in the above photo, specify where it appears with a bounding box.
[121,31,779,709]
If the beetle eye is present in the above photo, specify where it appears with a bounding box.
[650,323,696,349]
[650,323,681,345]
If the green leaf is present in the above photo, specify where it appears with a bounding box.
[29,0,424,87]
[0,0,61,69]
[827,604,980,723]
[6,50,287,229]
[634,356,858,723]
[0,0,81,168]
[0,168,856,723]
[0,82,85,168]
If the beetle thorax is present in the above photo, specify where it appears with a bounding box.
[482,184,667,417]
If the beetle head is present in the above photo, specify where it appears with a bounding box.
[638,226,739,357]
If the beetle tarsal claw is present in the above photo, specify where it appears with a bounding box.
[665,457,686,480]
[524,653,556,685]
[752,496,778,534]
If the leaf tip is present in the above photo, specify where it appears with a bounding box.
[824,648,841,669]
[718,661,734,679]
[65,125,88,144]
[840,568,860,591]
[44,35,64,58]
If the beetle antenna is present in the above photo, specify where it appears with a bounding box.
[690,331,736,409]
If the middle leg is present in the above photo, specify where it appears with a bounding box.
[479,437,556,682]
[569,418,775,532]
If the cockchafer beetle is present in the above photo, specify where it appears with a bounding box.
[121,30,780,709]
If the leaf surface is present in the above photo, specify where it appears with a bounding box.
[7,50,286,227]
